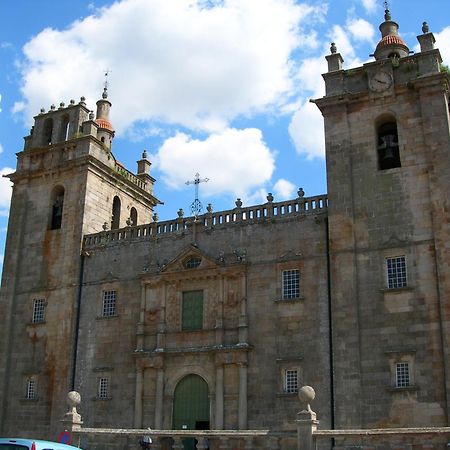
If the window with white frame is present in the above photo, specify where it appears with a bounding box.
[282,269,300,299]
[25,378,37,399]
[386,256,407,289]
[284,369,299,394]
[98,377,109,399]
[32,298,46,323]
[395,362,410,388]
[102,290,117,317]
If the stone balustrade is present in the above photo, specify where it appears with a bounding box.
[72,428,295,450]
[83,194,328,249]
[61,386,450,450]
[115,162,148,190]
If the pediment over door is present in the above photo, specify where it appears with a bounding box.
[159,245,219,274]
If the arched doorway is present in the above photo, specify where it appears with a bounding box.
[173,374,210,430]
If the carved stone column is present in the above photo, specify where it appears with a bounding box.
[215,364,224,429]
[238,363,248,429]
[136,283,147,350]
[239,272,248,344]
[155,367,164,428]
[134,365,144,428]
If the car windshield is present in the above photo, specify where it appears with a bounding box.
[0,445,28,450]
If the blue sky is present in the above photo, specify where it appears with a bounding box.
[0,0,449,271]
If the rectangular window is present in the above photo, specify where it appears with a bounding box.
[32,299,46,323]
[285,370,298,394]
[98,377,109,399]
[182,290,203,331]
[395,362,410,388]
[282,269,300,299]
[26,379,36,399]
[386,256,407,289]
[102,290,117,317]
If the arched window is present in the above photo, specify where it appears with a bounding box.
[50,185,64,230]
[59,114,70,141]
[42,118,54,145]
[130,207,138,226]
[377,121,401,170]
[111,196,121,229]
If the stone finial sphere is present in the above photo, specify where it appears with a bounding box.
[298,385,315,404]
[67,391,81,407]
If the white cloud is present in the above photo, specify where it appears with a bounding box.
[435,26,450,65]
[347,18,375,43]
[287,17,374,160]
[12,102,25,114]
[273,178,296,199]
[154,128,275,198]
[296,54,328,97]
[329,24,356,60]
[0,143,3,154]
[360,0,376,14]
[16,0,324,134]
[289,100,325,159]
[0,167,14,210]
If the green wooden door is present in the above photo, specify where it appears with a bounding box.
[173,374,210,430]
[173,375,210,450]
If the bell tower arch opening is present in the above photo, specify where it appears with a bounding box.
[376,116,401,170]
[49,185,65,230]
[111,196,121,229]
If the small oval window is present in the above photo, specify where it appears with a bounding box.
[185,257,201,269]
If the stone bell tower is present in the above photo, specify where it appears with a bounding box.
[0,89,161,437]
[315,9,450,428]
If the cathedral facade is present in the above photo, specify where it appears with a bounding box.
[1,9,449,439]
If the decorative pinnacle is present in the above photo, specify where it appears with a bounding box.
[330,42,337,54]
[383,1,391,21]
[142,149,148,159]
[422,21,429,33]
[103,69,111,99]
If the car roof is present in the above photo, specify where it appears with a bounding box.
[0,439,81,450]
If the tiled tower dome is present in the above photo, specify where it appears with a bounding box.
[374,7,409,60]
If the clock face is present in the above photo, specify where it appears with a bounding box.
[369,70,393,92]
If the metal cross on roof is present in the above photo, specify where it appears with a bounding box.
[103,69,111,90]
[185,172,209,218]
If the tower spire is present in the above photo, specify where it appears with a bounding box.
[95,70,114,149]
[383,1,391,21]
[103,69,111,99]
[373,3,409,60]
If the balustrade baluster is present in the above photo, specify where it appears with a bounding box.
[150,436,161,450]
[194,435,208,449]
[218,436,230,450]
[267,436,279,450]
[244,436,253,449]
[172,436,184,450]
